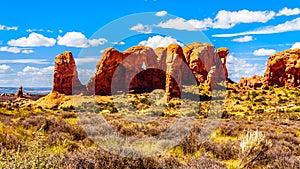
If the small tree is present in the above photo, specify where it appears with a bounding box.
[239,130,272,168]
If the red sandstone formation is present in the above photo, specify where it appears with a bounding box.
[52,51,84,95]
[52,43,229,100]
[164,44,185,100]
[239,75,264,88]
[216,47,229,81]
[264,48,300,87]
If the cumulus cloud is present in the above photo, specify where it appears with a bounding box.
[213,17,300,37]
[156,9,275,31]
[0,64,13,73]
[291,42,300,49]
[130,24,152,34]
[77,68,96,84]
[16,66,54,87]
[253,48,276,56]
[57,32,108,48]
[59,29,63,33]
[277,7,300,16]
[232,36,254,42]
[57,32,89,48]
[8,33,56,47]
[138,35,183,49]
[155,10,167,17]
[17,66,54,76]
[226,55,266,82]
[0,24,18,31]
[213,10,275,29]
[156,17,211,31]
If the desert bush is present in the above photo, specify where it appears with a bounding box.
[278,98,288,104]
[202,141,239,160]
[186,157,226,169]
[239,130,272,168]
[289,113,299,121]
[254,109,264,114]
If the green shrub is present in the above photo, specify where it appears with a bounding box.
[255,109,264,114]
[278,98,288,104]
[289,113,299,121]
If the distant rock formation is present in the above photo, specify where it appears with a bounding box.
[52,51,85,94]
[51,43,229,101]
[239,48,300,88]
[15,86,23,98]
[239,75,264,88]
[264,48,300,87]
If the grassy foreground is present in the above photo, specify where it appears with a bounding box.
[0,85,300,168]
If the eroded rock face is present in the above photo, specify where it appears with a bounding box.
[165,44,185,100]
[52,51,84,95]
[182,43,227,87]
[86,48,127,95]
[52,43,229,101]
[216,47,229,80]
[239,75,264,88]
[264,48,300,87]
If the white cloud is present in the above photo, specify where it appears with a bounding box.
[57,32,89,48]
[226,55,266,82]
[111,41,125,45]
[213,10,275,29]
[277,7,300,16]
[26,29,44,33]
[155,10,167,17]
[21,49,34,54]
[77,68,96,84]
[0,59,49,64]
[291,42,300,49]
[75,57,99,65]
[8,33,56,47]
[0,64,13,73]
[59,29,63,33]
[253,48,276,56]
[0,24,18,31]
[232,36,254,42]
[213,17,300,37]
[138,35,184,49]
[0,46,35,54]
[57,32,107,48]
[17,66,54,76]
[156,9,275,31]
[130,24,152,34]
[156,18,201,31]
[88,38,108,46]
[16,66,54,87]
[0,46,22,53]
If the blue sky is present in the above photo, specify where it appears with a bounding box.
[1,0,300,87]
